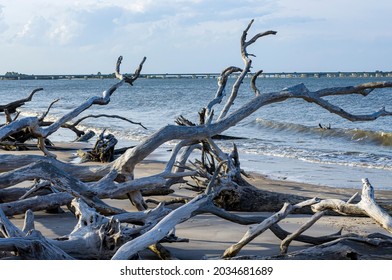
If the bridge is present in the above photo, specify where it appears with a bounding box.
[0,71,391,80]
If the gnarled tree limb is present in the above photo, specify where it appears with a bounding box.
[312,178,392,233]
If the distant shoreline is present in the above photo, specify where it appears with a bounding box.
[1,71,392,80]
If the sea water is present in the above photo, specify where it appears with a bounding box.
[1,76,391,189]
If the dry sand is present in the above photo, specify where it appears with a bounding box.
[2,142,392,259]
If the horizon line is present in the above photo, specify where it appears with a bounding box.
[1,70,392,77]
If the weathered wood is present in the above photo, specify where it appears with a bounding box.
[0,230,74,260]
[217,21,276,121]
[0,192,73,216]
[0,88,43,114]
[265,235,392,260]
[0,207,74,259]
[279,192,358,254]
[73,114,147,130]
[50,199,171,259]
[312,179,392,233]
[75,130,95,142]
[222,198,319,258]
[112,192,213,260]
[0,57,146,157]
[214,185,313,213]
[78,131,118,163]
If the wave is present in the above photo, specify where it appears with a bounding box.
[253,118,392,146]
[240,143,392,171]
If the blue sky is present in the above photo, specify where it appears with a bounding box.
[0,0,391,74]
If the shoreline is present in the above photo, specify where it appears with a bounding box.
[2,142,392,259]
[3,140,392,211]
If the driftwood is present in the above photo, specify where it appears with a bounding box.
[0,198,172,259]
[0,88,43,115]
[0,56,146,156]
[78,131,118,163]
[222,198,321,258]
[1,19,392,260]
[234,235,392,260]
[311,179,392,233]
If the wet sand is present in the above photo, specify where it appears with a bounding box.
[2,142,392,259]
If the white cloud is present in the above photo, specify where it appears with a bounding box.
[49,20,82,45]
[0,5,7,33]
[14,16,50,43]
[0,0,391,74]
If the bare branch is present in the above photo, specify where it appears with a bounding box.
[39,99,60,122]
[3,109,12,124]
[115,55,147,86]
[245,30,278,50]
[312,179,392,233]
[315,81,392,97]
[217,20,276,121]
[72,114,147,130]
[112,192,214,260]
[205,66,242,123]
[205,161,226,195]
[22,209,35,234]
[222,198,320,258]
[307,95,392,121]
[0,88,43,113]
[241,19,277,57]
[0,56,146,156]
[279,192,359,254]
[251,70,263,96]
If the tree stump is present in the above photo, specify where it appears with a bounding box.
[78,131,118,163]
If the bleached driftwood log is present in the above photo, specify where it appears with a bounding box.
[312,178,392,233]
[279,192,359,254]
[112,192,213,260]
[1,198,172,259]
[0,88,43,115]
[0,208,73,260]
[232,234,392,260]
[222,198,320,258]
[0,56,146,157]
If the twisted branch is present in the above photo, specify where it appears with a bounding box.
[72,114,147,130]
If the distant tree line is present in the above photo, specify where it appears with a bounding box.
[4,72,29,77]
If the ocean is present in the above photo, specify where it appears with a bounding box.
[1,76,391,190]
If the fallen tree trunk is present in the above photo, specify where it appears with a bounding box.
[312,178,392,233]
[0,208,74,260]
[222,198,320,258]
[263,235,392,260]
[214,185,314,213]
[1,198,172,259]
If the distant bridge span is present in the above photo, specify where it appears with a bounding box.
[0,71,391,80]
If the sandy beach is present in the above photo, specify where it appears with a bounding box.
[2,142,392,260]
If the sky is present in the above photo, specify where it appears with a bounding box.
[0,0,391,74]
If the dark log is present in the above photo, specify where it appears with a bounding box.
[214,183,313,213]
[0,88,43,114]
[262,236,392,260]
[75,130,95,142]
[78,132,118,163]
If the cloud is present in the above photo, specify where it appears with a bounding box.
[50,6,124,46]
[14,16,51,44]
[1,0,391,74]
[0,5,7,33]
[7,5,123,46]
[4,0,277,48]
